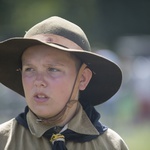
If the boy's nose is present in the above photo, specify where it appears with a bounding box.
[34,73,47,88]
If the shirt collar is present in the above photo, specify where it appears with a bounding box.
[27,103,99,138]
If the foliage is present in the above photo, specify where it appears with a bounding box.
[1,0,150,50]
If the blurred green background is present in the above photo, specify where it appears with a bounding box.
[0,0,150,149]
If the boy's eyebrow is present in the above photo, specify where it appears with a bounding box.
[44,63,65,67]
[22,61,65,67]
[45,58,68,66]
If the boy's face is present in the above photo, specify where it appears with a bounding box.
[21,45,79,118]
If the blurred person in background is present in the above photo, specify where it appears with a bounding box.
[0,16,128,150]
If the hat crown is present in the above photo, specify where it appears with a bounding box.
[24,16,91,51]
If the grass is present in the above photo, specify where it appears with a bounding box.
[120,122,150,150]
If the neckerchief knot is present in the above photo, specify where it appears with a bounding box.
[50,133,65,144]
[50,133,68,150]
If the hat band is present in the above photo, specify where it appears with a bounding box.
[25,34,83,50]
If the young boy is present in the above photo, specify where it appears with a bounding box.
[0,16,128,150]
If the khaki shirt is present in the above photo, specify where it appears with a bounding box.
[0,104,129,150]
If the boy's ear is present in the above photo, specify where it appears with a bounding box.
[79,68,92,90]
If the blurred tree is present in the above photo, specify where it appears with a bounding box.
[1,0,150,50]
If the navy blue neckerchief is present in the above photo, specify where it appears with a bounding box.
[16,101,107,149]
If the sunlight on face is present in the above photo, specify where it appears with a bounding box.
[22,45,79,118]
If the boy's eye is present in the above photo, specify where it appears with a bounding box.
[48,68,59,72]
[22,66,35,73]
[24,68,34,72]
[22,67,35,77]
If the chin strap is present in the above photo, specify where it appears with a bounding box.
[35,63,87,126]
[69,63,87,100]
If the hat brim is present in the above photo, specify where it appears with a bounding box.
[0,38,122,105]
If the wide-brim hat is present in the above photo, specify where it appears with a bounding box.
[0,16,122,106]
